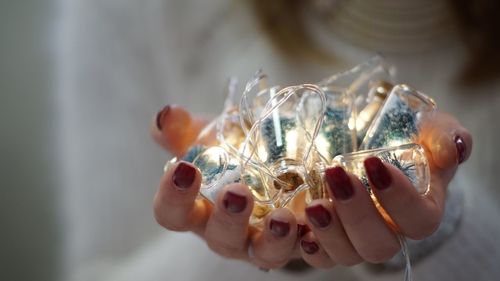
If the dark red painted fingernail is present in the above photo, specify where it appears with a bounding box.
[454,135,466,164]
[301,240,319,255]
[172,162,196,189]
[305,205,331,228]
[325,166,354,200]
[223,191,247,213]
[269,219,290,238]
[156,105,171,130]
[297,224,311,238]
[364,157,392,190]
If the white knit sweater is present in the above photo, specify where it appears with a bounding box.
[57,0,500,280]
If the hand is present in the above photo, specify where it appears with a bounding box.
[151,105,301,269]
[299,111,473,268]
[151,106,472,269]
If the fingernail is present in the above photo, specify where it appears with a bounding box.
[172,162,196,189]
[223,191,247,213]
[364,157,392,190]
[156,105,171,130]
[301,240,319,255]
[269,219,290,238]
[325,166,354,200]
[297,224,311,238]
[305,205,331,228]
[454,135,466,164]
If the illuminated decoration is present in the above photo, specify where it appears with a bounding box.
[360,84,437,150]
[165,58,435,226]
[333,143,430,195]
[165,58,436,280]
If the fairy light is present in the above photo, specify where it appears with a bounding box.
[269,87,283,148]
[165,60,437,281]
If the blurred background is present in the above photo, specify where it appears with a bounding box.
[0,1,61,281]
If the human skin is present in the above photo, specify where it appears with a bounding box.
[151,105,472,269]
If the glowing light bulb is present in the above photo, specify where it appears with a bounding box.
[333,143,430,195]
[360,84,436,150]
[164,62,435,231]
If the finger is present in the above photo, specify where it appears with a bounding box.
[251,208,297,269]
[204,183,254,260]
[151,105,209,156]
[324,166,401,264]
[297,223,311,239]
[420,111,473,169]
[154,161,210,234]
[304,199,362,266]
[300,232,336,268]
[365,157,445,240]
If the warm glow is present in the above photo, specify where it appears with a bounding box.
[387,139,406,148]
[314,135,331,159]
[285,130,298,158]
[269,88,283,147]
[348,117,356,130]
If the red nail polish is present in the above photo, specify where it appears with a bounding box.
[297,224,311,238]
[301,240,319,255]
[364,157,392,190]
[305,205,331,228]
[156,105,171,130]
[223,191,247,213]
[454,135,466,164]
[172,162,196,189]
[270,219,290,238]
[325,167,354,200]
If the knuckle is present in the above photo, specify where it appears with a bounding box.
[254,256,290,269]
[154,202,190,232]
[155,212,189,232]
[303,257,336,269]
[313,261,337,269]
[407,218,440,240]
[206,240,244,259]
[336,255,363,266]
[212,212,248,229]
[406,205,442,240]
[252,242,294,268]
[360,243,400,264]
[344,212,372,230]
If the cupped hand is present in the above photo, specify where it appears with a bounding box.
[299,111,473,267]
[152,105,301,269]
[151,106,472,269]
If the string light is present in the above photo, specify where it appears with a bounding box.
[165,58,437,281]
